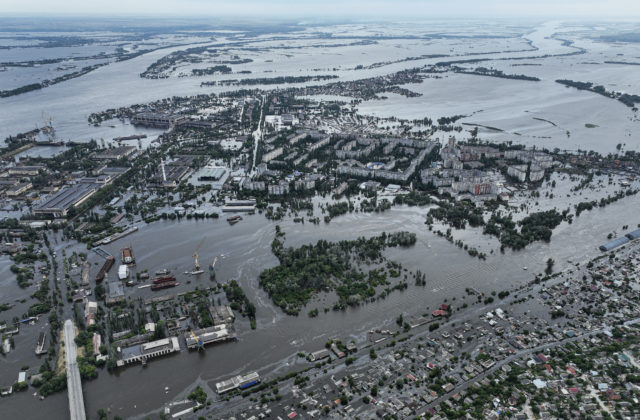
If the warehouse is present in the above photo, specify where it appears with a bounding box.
[599,236,630,252]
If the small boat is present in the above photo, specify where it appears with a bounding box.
[155,269,170,276]
[227,215,243,225]
[523,267,528,271]
[190,270,204,276]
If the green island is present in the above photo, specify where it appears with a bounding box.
[259,230,417,315]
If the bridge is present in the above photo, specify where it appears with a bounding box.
[64,320,86,420]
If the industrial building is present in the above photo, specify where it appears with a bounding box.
[116,336,181,367]
[33,182,98,217]
[198,167,226,181]
[184,324,236,349]
[93,146,137,161]
[7,165,45,176]
[106,281,125,305]
[599,229,640,251]
[132,112,186,128]
[600,236,631,252]
[210,305,235,325]
[5,182,32,197]
[215,372,260,394]
[309,349,330,361]
[222,199,256,212]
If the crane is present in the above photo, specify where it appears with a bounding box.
[209,256,218,280]
[189,329,204,351]
[41,111,55,141]
[192,236,206,273]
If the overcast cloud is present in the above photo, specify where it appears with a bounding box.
[2,0,639,19]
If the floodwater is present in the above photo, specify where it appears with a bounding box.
[1,18,640,418]
[2,186,639,419]
[1,21,638,153]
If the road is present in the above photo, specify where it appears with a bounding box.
[250,94,265,173]
[64,319,86,420]
[408,317,640,418]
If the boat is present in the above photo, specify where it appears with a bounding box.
[155,269,170,276]
[121,247,135,266]
[190,270,204,275]
[153,275,177,285]
[227,215,243,225]
[151,281,178,291]
[522,267,528,271]
[95,256,115,283]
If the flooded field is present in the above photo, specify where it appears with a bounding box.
[1,20,638,153]
[1,17,640,419]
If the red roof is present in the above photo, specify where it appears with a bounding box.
[440,304,450,310]
[537,353,548,362]
[288,412,297,419]
[432,310,447,317]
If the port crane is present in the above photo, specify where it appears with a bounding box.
[192,237,206,274]
[209,256,218,280]
[41,111,55,141]
[189,329,204,351]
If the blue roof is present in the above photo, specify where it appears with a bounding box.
[625,229,640,240]
[600,236,630,251]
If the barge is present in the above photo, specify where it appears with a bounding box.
[121,247,135,266]
[151,281,178,291]
[95,256,115,283]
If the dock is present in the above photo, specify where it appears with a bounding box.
[114,134,147,142]
[92,247,112,259]
[92,226,138,247]
[64,320,86,420]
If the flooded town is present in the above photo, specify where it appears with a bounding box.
[1,4,640,420]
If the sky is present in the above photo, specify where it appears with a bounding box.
[2,0,639,19]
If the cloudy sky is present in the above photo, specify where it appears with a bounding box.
[2,0,639,18]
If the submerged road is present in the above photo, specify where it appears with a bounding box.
[64,320,86,420]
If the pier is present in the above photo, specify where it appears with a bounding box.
[92,226,138,246]
[64,320,86,420]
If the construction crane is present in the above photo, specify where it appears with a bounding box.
[189,330,204,351]
[209,256,218,280]
[192,236,206,273]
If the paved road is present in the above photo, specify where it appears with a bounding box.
[64,319,86,420]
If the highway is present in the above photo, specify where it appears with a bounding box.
[64,319,86,420]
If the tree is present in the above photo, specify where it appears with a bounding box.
[545,258,555,275]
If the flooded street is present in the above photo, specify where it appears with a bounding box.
[1,16,640,419]
[1,187,637,418]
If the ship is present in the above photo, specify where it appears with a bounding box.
[151,281,178,291]
[227,215,242,225]
[152,275,177,285]
[155,268,170,276]
[95,256,115,283]
[121,247,135,266]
